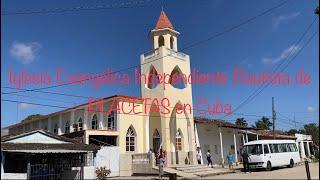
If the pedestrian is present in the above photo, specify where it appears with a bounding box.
[158,151,165,180]
[206,150,213,168]
[241,149,250,173]
[196,150,202,165]
[226,152,234,170]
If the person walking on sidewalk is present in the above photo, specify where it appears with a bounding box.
[226,152,234,170]
[241,150,250,173]
[158,149,165,180]
[196,150,202,165]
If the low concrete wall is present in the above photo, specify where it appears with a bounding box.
[1,173,27,179]
[84,166,95,179]
[120,153,133,176]
[132,153,158,175]
[95,146,120,177]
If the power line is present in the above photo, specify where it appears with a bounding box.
[0,98,281,124]
[2,85,277,121]
[221,17,319,119]
[1,0,156,16]
[2,86,95,99]
[1,0,290,95]
[3,98,308,132]
[1,90,84,104]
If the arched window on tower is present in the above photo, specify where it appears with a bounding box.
[158,35,165,47]
[170,36,174,49]
[92,114,98,129]
[176,129,183,151]
[65,121,70,134]
[126,126,136,152]
[169,66,186,89]
[147,65,160,89]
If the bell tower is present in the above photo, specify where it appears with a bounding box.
[150,11,179,51]
[140,10,196,165]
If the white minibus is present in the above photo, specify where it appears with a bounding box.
[244,140,301,171]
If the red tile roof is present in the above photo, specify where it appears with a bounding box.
[154,11,174,30]
[194,117,260,130]
[239,129,296,139]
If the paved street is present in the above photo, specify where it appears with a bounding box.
[110,163,319,179]
[207,163,319,179]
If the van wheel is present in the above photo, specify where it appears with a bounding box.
[289,159,294,168]
[266,161,272,171]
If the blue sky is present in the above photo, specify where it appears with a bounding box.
[1,0,319,131]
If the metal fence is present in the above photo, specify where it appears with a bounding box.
[27,163,84,180]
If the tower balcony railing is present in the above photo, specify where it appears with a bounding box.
[166,47,187,60]
[143,47,187,62]
[143,48,160,60]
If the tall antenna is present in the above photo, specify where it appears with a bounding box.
[161,0,165,11]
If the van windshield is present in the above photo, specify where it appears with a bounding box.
[246,144,263,155]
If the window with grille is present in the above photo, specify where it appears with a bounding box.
[126,126,136,152]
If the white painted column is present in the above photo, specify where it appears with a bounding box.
[99,112,104,130]
[195,123,203,164]
[219,127,224,167]
[194,123,200,148]
[300,141,306,159]
[58,114,63,135]
[145,116,149,152]
[242,134,245,145]
[233,129,238,165]
[70,111,75,133]
[306,142,311,158]
[84,108,88,130]
[256,134,259,140]
[1,151,4,173]
[245,130,248,143]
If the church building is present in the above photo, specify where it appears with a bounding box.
[6,10,199,176]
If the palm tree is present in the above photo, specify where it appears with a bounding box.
[235,118,248,127]
[253,116,272,130]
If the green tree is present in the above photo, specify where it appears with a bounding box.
[300,123,319,146]
[287,128,299,135]
[253,116,272,130]
[22,114,43,122]
[235,118,248,127]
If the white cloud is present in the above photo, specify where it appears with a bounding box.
[10,42,41,64]
[19,103,34,109]
[307,106,315,112]
[262,45,301,65]
[272,12,300,29]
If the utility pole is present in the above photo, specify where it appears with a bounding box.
[272,97,276,139]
